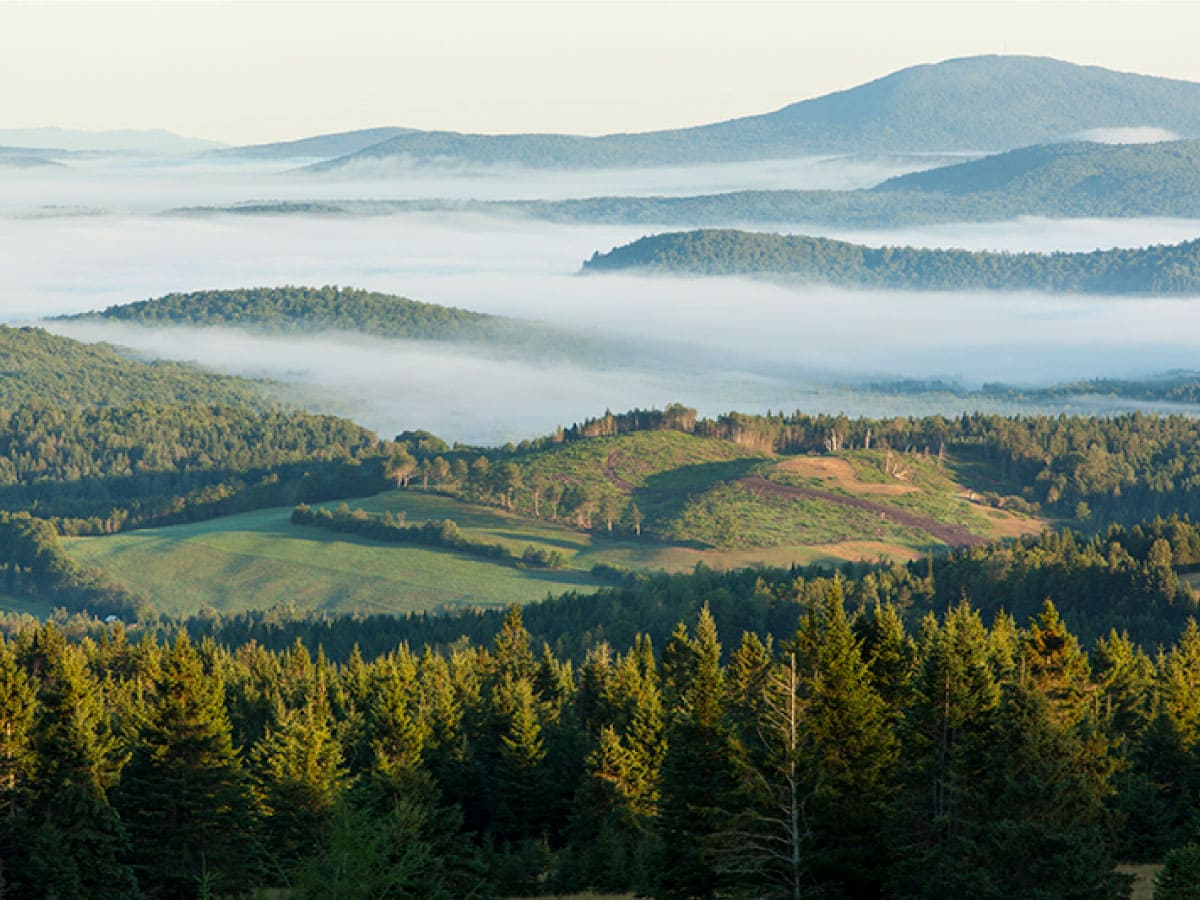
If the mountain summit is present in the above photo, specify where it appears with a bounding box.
[307,55,1200,171]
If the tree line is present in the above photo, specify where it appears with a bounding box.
[3,581,1199,898]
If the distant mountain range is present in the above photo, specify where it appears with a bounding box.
[284,55,1200,171]
[582,228,1200,294]
[179,139,1200,227]
[0,127,222,154]
[211,127,417,160]
[511,139,1200,225]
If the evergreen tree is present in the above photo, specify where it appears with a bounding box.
[0,637,36,862]
[656,606,736,900]
[796,579,898,899]
[888,603,1000,898]
[960,681,1132,900]
[116,632,259,898]
[18,632,139,900]
[493,674,548,841]
[250,679,347,873]
[1154,844,1200,900]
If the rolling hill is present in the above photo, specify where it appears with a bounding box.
[0,324,272,408]
[56,285,589,356]
[55,432,1039,619]
[305,56,1200,171]
[582,228,1200,294]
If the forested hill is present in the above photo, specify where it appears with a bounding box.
[64,285,500,341]
[485,138,1200,227]
[0,325,270,408]
[582,228,1200,294]
[876,138,1200,205]
[307,55,1200,170]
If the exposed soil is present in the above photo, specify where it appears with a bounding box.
[739,475,987,548]
[603,449,638,492]
[776,455,917,495]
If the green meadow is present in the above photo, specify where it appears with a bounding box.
[61,506,605,618]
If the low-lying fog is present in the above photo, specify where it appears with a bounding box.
[6,153,1200,444]
[0,152,957,216]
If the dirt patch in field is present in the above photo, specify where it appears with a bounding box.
[603,449,638,492]
[980,507,1044,539]
[777,456,917,495]
[739,475,986,548]
[809,540,924,563]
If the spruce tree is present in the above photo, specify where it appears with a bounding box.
[888,603,1000,898]
[0,637,36,860]
[18,633,139,900]
[250,678,347,872]
[796,579,897,899]
[656,605,736,900]
[116,632,259,898]
[961,681,1132,900]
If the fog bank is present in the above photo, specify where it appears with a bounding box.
[8,208,1200,443]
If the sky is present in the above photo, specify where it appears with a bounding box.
[3,1,1200,145]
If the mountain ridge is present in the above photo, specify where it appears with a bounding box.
[303,55,1200,171]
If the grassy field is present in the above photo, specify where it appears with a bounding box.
[62,507,606,618]
[58,489,928,620]
[497,432,1038,553]
[328,490,928,570]
[0,594,56,619]
[55,440,1042,620]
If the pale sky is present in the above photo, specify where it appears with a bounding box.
[3,1,1200,145]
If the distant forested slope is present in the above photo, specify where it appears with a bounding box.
[0,401,388,531]
[220,139,1200,228]
[485,139,1200,226]
[0,325,270,408]
[0,325,389,534]
[212,126,416,160]
[583,228,1200,294]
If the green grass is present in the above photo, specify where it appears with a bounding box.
[62,506,606,618]
[326,490,910,571]
[57,439,1041,620]
[0,594,55,620]
[61,491,894,620]
[662,480,934,550]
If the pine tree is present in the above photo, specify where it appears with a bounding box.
[494,674,547,841]
[959,681,1132,900]
[250,677,347,872]
[656,605,736,900]
[0,637,36,855]
[18,632,139,900]
[796,579,897,900]
[888,603,1000,898]
[1154,844,1200,899]
[116,632,259,898]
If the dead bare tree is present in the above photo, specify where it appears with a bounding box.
[712,654,820,899]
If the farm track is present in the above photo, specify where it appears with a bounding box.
[739,476,986,548]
